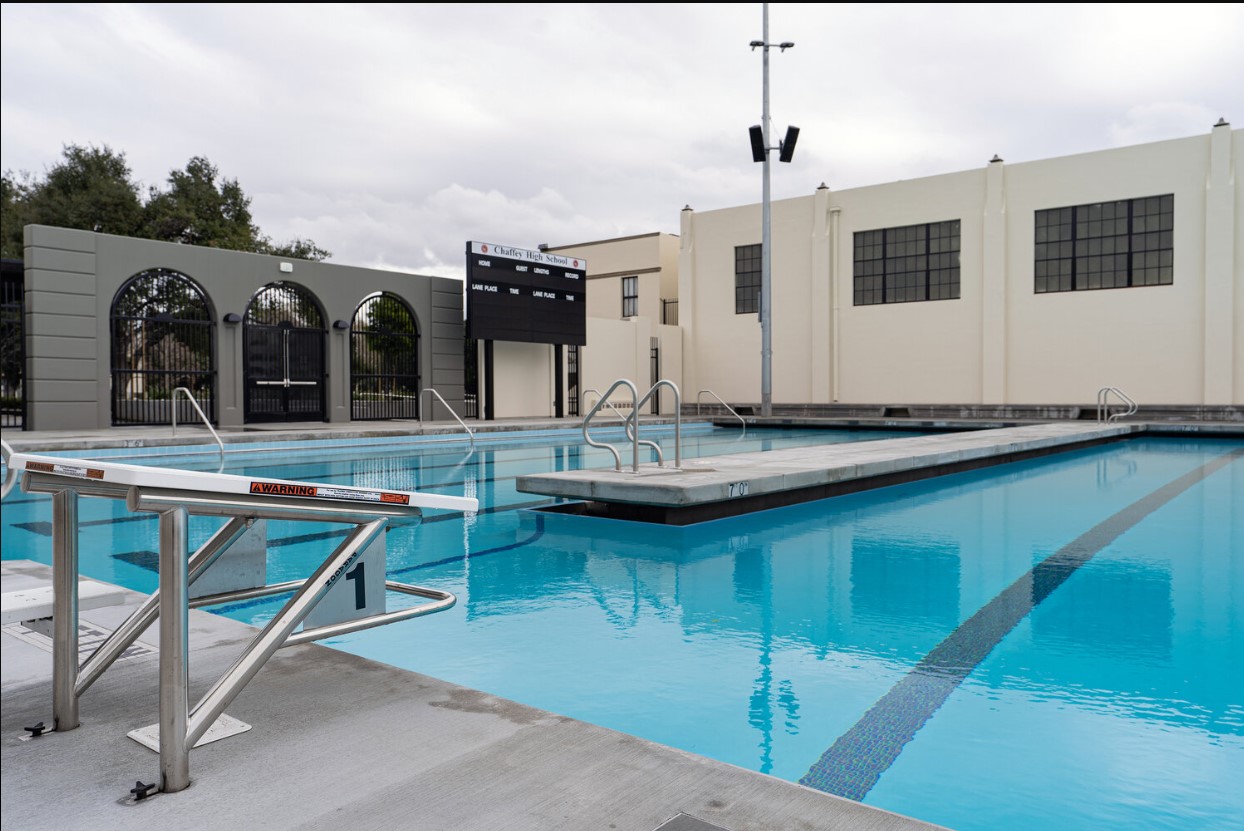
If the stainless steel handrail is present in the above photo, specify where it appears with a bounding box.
[1096,387,1138,423]
[696,389,747,436]
[15,456,470,795]
[635,380,681,468]
[421,388,475,444]
[0,438,15,499]
[583,387,663,466]
[581,379,640,472]
[171,387,225,464]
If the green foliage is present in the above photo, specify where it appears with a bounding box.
[353,294,419,376]
[2,172,36,258]
[261,237,333,262]
[2,145,331,261]
[141,156,261,251]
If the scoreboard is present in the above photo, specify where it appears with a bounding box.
[465,241,587,345]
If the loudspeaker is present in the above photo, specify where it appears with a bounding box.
[779,126,800,163]
[749,126,765,163]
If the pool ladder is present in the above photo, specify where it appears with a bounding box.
[171,387,226,466]
[582,379,681,472]
[696,390,747,436]
[1096,387,1138,423]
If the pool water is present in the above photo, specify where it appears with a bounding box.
[3,427,1241,831]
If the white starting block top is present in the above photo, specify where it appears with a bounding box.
[9,453,478,514]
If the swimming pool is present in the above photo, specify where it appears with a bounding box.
[3,427,1241,831]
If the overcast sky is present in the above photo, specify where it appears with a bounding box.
[3,3,1241,279]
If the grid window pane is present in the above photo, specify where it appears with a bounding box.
[853,220,958,306]
[622,275,638,318]
[735,244,761,314]
[1034,195,1173,293]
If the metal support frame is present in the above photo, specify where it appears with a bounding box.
[11,455,472,795]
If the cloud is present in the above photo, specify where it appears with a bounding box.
[1110,103,1222,148]
[4,3,1241,280]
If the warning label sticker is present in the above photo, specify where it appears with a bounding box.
[248,481,409,505]
[26,461,105,480]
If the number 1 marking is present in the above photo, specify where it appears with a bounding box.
[345,561,366,609]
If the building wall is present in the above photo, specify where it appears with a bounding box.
[576,317,682,416]
[679,123,1241,407]
[22,225,464,430]
[479,232,683,420]
[546,232,679,324]
[491,341,555,419]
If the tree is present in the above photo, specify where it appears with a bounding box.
[142,156,263,251]
[2,144,144,257]
[262,237,333,262]
[2,146,330,261]
[1,172,35,258]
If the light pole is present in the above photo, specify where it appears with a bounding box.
[749,3,798,418]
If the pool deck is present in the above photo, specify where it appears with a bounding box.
[516,422,1152,524]
[1,560,942,831]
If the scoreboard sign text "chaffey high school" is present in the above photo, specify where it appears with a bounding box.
[465,241,587,345]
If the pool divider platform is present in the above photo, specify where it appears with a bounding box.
[517,423,1143,525]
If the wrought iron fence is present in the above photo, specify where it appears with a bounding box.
[110,268,215,425]
[1,259,24,429]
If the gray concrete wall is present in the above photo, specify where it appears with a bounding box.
[22,225,464,430]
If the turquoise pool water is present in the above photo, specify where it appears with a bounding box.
[2,427,1241,830]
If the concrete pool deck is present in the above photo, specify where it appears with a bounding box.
[1,560,941,831]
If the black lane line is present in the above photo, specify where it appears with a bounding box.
[105,499,556,575]
[206,514,547,615]
[798,446,1244,801]
[14,514,157,536]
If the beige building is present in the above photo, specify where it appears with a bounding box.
[679,121,1242,410]
[483,233,683,419]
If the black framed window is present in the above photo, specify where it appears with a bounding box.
[853,220,960,306]
[1035,194,1173,293]
[735,244,761,314]
[622,275,638,318]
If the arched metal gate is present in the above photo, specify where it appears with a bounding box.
[351,292,421,420]
[110,268,216,425]
[244,282,326,422]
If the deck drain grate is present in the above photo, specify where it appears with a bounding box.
[2,620,157,661]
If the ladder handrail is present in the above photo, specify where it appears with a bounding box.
[0,438,16,499]
[1096,387,1138,423]
[583,388,663,466]
[421,388,475,445]
[696,390,747,436]
[582,379,640,472]
[171,387,225,464]
[634,380,681,468]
